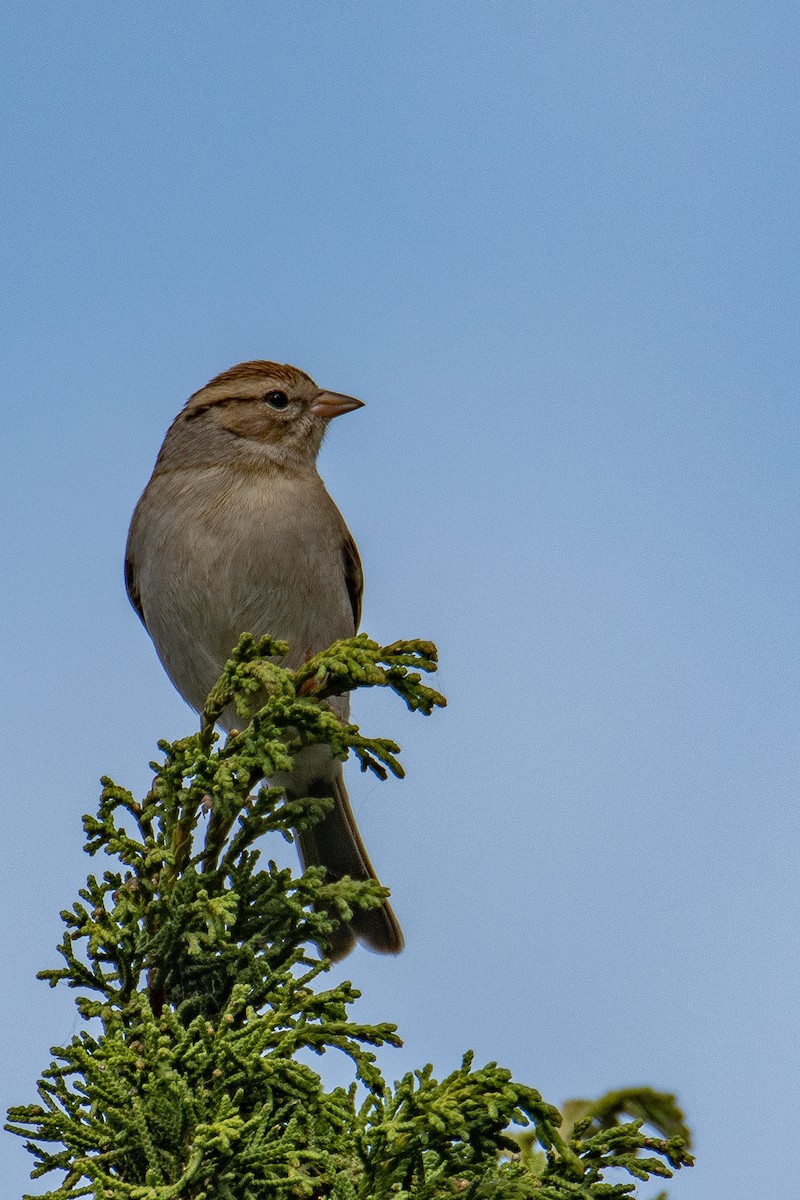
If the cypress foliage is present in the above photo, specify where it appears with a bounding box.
[7,634,693,1198]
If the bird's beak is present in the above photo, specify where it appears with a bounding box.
[310,390,365,419]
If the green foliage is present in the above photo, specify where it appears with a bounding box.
[6,634,693,1198]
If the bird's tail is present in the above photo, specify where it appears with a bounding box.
[296,768,404,961]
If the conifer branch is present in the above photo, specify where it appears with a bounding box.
[7,634,692,1198]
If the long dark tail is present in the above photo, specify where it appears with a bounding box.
[295,767,404,961]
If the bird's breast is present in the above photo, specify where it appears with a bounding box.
[131,465,356,713]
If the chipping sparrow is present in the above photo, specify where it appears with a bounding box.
[125,361,403,959]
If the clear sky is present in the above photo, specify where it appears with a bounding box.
[1,3,797,1196]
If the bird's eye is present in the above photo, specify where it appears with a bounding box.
[263,390,290,410]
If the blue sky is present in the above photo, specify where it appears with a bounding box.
[1,3,798,1196]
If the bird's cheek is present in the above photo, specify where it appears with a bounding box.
[216,406,280,443]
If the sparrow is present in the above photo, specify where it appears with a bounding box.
[125,360,403,959]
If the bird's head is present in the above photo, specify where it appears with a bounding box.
[158,361,364,470]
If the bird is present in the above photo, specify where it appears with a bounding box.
[125,360,403,960]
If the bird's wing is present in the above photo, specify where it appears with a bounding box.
[124,548,146,625]
[342,529,363,630]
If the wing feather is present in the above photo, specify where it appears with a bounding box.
[124,549,146,626]
[342,531,363,630]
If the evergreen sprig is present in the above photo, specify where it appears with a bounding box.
[7,634,692,1198]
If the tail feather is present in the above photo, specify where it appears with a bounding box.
[296,769,404,961]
